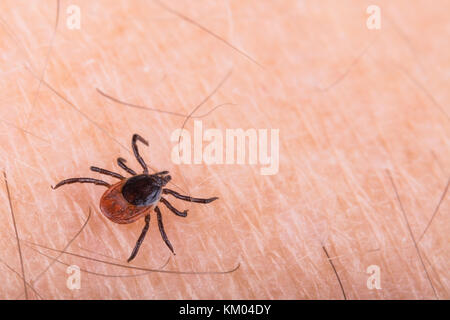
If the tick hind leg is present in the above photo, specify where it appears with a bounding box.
[155,206,175,255]
[117,157,137,176]
[127,214,151,263]
[132,134,149,174]
[162,188,219,204]
[90,166,124,180]
[52,177,110,189]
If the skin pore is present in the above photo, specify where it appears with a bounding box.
[0,0,448,299]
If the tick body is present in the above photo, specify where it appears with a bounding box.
[52,134,218,262]
[100,174,166,224]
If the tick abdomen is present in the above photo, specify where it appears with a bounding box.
[100,178,155,224]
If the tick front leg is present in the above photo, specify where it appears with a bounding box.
[117,157,137,176]
[132,134,149,174]
[90,166,125,180]
[155,206,175,255]
[153,171,169,175]
[51,177,110,189]
[127,214,150,263]
[162,188,219,204]
[160,197,188,217]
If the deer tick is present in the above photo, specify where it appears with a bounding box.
[52,134,218,262]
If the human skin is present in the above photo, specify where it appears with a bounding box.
[0,0,448,299]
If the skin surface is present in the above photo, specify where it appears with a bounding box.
[0,0,448,299]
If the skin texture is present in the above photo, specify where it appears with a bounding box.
[0,0,448,299]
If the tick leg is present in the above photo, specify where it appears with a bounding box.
[90,166,124,180]
[132,134,149,174]
[127,214,150,263]
[153,171,169,175]
[155,206,175,255]
[160,197,188,217]
[52,178,110,189]
[162,188,219,204]
[117,157,137,176]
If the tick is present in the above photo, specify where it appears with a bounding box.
[52,134,218,262]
